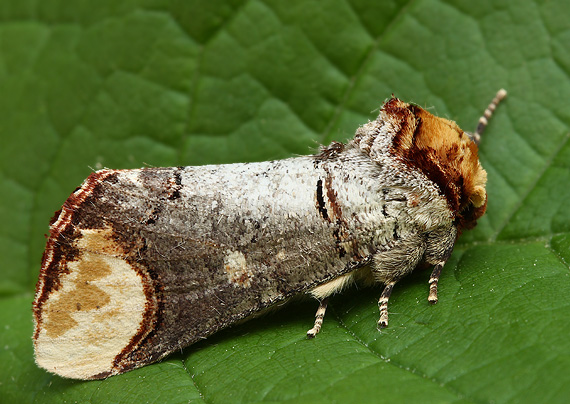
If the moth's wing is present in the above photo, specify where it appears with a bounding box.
[33,166,351,379]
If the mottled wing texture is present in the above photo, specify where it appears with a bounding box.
[33,153,395,379]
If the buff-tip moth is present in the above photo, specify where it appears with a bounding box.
[33,90,507,379]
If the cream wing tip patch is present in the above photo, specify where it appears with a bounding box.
[33,227,156,380]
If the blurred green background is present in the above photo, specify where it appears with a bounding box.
[1,0,569,403]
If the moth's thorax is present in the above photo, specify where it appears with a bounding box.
[353,97,487,230]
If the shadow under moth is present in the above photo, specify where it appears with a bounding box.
[33,90,507,380]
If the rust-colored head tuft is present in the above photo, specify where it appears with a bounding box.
[387,98,487,221]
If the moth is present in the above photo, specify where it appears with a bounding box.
[33,90,506,380]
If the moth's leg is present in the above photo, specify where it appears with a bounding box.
[427,261,445,304]
[307,297,329,338]
[307,272,355,337]
[372,233,426,328]
[424,226,456,305]
[378,282,396,328]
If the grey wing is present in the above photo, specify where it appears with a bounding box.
[117,164,364,368]
[34,161,364,378]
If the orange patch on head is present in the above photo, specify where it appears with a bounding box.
[387,98,487,216]
[414,109,487,207]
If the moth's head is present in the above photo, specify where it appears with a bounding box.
[384,98,488,228]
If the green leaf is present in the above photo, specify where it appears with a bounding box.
[1,0,569,403]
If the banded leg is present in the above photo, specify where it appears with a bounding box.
[307,298,329,338]
[428,262,445,304]
[377,282,396,329]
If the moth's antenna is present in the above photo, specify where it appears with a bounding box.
[470,88,507,145]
